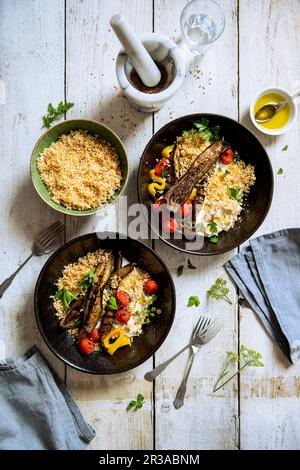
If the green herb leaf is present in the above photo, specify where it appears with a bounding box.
[193,118,221,143]
[127,393,145,411]
[136,393,144,403]
[42,101,74,128]
[54,287,78,311]
[194,117,209,131]
[187,258,196,270]
[282,145,288,151]
[233,151,240,163]
[187,295,200,308]
[207,277,232,305]
[162,168,167,178]
[79,270,94,290]
[108,296,118,311]
[227,187,242,201]
[177,265,184,277]
[224,169,230,177]
[277,168,283,175]
[127,400,136,410]
[213,345,263,392]
[208,220,218,234]
[209,236,219,244]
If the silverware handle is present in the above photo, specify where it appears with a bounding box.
[0,254,33,299]
[144,343,191,382]
[291,89,300,101]
[279,89,300,109]
[173,351,197,409]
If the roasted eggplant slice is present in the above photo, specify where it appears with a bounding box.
[60,299,83,329]
[85,250,114,332]
[115,249,123,272]
[164,140,223,210]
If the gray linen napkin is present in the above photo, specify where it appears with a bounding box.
[0,346,96,450]
[225,228,300,364]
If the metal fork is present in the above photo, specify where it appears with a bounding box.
[173,316,223,409]
[0,221,64,299]
[144,315,214,382]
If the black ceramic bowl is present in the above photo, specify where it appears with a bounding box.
[138,113,274,255]
[35,233,176,374]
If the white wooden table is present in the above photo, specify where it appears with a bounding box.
[1,0,300,450]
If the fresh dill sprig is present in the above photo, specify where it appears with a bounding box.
[42,101,74,128]
[207,277,232,305]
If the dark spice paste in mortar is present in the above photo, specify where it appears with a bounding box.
[130,62,168,94]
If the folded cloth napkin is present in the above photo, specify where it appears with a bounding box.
[225,228,300,364]
[0,346,96,450]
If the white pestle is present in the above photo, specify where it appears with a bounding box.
[110,14,161,88]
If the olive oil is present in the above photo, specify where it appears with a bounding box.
[254,92,291,130]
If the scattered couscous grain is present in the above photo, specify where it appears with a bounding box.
[37,130,122,210]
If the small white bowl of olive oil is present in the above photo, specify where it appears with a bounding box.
[250,87,297,136]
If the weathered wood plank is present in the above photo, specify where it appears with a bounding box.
[64,0,154,450]
[153,0,239,450]
[0,0,65,377]
[239,0,300,450]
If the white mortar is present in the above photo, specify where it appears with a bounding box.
[116,33,186,112]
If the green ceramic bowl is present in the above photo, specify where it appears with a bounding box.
[31,119,129,216]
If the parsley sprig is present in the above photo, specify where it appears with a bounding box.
[42,101,74,128]
[208,220,218,234]
[79,270,94,290]
[227,187,242,202]
[207,278,232,305]
[127,393,145,411]
[54,287,78,311]
[187,295,200,308]
[213,346,263,392]
[177,258,197,277]
[193,118,221,142]
[108,296,118,311]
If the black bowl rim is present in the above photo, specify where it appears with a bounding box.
[34,232,176,374]
[137,113,274,256]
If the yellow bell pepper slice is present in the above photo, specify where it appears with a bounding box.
[189,188,197,201]
[103,328,131,356]
[161,144,174,159]
[147,169,166,198]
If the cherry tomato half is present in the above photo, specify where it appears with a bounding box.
[181,199,193,219]
[162,217,179,234]
[144,279,159,295]
[116,290,131,307]
[88,328,100,342]
[78,337,94,354]
[116,309,131,324]
[154,158,169,177]
[220,148,234,165]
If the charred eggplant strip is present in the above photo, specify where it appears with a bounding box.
[164,140,223,210]
[172,143,181,182]
[116,263,134,279]
[60,299,83,329]
[83,262,105,325]
[100,310,116,342]
[85,251,114,332]
[115,249,123,272]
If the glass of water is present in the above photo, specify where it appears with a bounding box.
[180,0,225,58]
